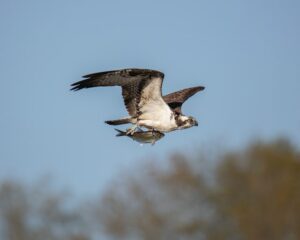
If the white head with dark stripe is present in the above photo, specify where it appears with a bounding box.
[175,114,198,130]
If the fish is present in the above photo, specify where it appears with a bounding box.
[114,128,165,145]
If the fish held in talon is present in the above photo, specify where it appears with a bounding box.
[114,129,165,145]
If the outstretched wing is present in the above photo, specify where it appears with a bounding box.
[163,86,205,114]
[71,68,170,118]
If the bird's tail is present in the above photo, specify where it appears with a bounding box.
[105,117,133,126]
[114,128,126,137]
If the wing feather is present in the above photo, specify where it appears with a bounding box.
[70,68,166,117]
[138,77,173,123]
[163,86,205,114]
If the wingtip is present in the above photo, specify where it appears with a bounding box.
[70,80,87,91]
[82,74,91,78]
[70,85,81,91]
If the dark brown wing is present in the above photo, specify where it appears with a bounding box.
[70,68,165,117]
[163,86,205,114]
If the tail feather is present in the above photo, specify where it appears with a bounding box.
[105,117,132,126]
[114,129,126,137]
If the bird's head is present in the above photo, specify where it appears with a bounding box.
[176,115,198,129]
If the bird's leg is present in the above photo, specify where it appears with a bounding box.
[151,128,157,136]
[126,124,138,135]
[151,128,154,136]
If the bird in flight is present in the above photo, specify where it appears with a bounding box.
[71,68,205,135]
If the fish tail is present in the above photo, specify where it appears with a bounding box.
[114,128,126,137]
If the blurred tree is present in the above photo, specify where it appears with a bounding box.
[0,181,90,240]
[95,155,237,240]
[216,139,300,240]
[96,139,300,240]
[1,139,299,240]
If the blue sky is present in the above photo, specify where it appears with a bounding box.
[0,0,299,197]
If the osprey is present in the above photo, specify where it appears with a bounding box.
[71,68,205,134]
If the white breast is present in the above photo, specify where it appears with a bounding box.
[137,77,178,132]
[138,111,177,132]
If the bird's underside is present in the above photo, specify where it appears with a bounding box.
[71,68,205,135]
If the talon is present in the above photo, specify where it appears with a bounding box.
[151,129,156,136]
[126,124,138,135]
[126,129,134,136]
